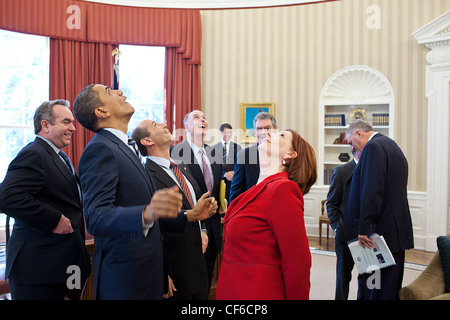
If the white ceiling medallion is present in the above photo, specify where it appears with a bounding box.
[321,65,393,104]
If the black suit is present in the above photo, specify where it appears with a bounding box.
[212,141,242,202]
[0,137,91,299]
[146,158,208,299]
[170,140,222,290]
[326,159,356,300]
[229,144,259,202]
[345,133,414,300]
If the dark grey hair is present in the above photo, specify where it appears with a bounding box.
[253,112,277,129]
[345,119,374,137]
[33,99,70,134]
[73,84,103,132]
[131,125,151,156]
[183,111,204,127]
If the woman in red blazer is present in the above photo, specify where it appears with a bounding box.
[216,129,317,300]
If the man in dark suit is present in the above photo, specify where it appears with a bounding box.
[344,119,414,300]
[0,100,91,300]
[212,123,242,204]
[170,110,222,291]
[326,148,360,300]
[132,119,217,300]
[73,84,184,300]
[229,112,277,202]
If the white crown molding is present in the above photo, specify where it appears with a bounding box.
[412,10,450,45]
[81,0,328,9]
[412,10,450,65]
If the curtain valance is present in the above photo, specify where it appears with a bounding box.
[0,0,201,64]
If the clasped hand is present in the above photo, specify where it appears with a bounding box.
[186,191,218,222]
[142,187,218,224]
[143,186,183,224]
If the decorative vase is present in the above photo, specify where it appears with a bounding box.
[338,153,350,162]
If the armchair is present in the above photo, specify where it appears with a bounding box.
[399,234,450,300]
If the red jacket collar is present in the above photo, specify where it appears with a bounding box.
[224,171,289,223]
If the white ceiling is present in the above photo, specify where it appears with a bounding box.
[82,0,328,9]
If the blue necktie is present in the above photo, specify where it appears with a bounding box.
[59,150,74,174]
[59,150,82,201]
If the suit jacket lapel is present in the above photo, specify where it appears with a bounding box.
[226,142,237,163]
[345,160,356,183]
[205,145,221,188]
[99,129,156,194]
[146,160,188,208]
[177,162,202,201]
[189,161,206,193]
[146,159,197,209]
[175,141,207,193]
[35,138,82,207]
[224,178,266,223]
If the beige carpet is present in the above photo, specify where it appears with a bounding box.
[309,248,425,300]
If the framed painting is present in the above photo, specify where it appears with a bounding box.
[240,102,275,143]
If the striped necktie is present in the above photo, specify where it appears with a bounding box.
[127,138,145,166]
[223,142,227,165]
[170,161,195,208]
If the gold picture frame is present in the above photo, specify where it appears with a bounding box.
[240,102,275,143]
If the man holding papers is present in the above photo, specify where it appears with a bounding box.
[344,120,414,300]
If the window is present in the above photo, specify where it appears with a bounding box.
[117,45,165,135]
[0,30,49,239]
[0,30,50,181]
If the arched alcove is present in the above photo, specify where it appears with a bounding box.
[318,65,394,186]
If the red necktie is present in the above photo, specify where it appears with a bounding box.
[170,161,195,208]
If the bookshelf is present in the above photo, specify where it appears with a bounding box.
[319,66,395,186]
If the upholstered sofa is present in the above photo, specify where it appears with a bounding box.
[399,234,450,300]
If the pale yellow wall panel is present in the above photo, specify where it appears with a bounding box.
[200,0,450,191]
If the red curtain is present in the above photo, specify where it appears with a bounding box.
[86,4,202,135]
[165,48,201,143]
[0,0,202,165]
[0,0,87,41]
[49,39,115,170]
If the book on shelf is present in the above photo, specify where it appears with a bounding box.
[372,113,389,126]
[325,114,345,126]
[324,168,334,185]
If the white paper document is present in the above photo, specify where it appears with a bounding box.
[347,233,396,275]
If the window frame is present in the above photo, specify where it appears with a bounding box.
[0,30,50,245]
